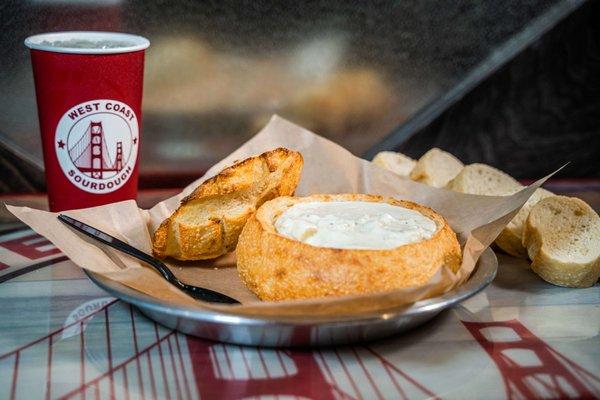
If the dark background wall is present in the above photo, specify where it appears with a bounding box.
[394,0,600,178]
[0,0,596,193]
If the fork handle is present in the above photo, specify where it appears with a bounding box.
[57,214,239,304]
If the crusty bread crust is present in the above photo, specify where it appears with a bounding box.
[152,148,303,260]
[236,194,462,301]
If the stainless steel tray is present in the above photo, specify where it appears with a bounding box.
[86,248,497,347]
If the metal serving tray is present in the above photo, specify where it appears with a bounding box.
[86,248,497,347]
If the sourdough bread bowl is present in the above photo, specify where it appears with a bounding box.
[236,193,462,301]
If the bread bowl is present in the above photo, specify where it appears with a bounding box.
[236,193,462,301]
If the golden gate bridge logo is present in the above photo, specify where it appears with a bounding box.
[55,99,138,194]
[68,121,124,179]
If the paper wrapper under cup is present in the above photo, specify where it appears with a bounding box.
[8,116,549,318]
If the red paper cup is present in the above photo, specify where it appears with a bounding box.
[25,31,150,211]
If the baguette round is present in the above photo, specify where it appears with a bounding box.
[409,148,463,188]
[447,163,554,258]
[496,187,554,258]
[372,151,416,177]
[236,194,462,301]
[523,196,600,288]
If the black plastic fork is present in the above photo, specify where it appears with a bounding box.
[58,214,239,304]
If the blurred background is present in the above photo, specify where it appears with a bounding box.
[0,0,598,193]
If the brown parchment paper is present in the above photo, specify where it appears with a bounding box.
[7,116,549,318]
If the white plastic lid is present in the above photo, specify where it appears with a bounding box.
[24,31,150,54]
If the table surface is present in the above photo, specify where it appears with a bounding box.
[0,190,599,400]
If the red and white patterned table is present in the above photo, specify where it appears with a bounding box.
[0,223,598,400]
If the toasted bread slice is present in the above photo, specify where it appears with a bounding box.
[372,151,416,177]
[523,196,600,287]
[447,163,554,258]
[152,148,303,260]
[409,148,463,188]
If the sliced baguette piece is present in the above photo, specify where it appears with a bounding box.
[523,196,600,288]
[152,148,303,261]
[447,163,554,258]
[496,187,554,258]
[409,148,463,188]
[372,151,416,177]
[446,163,521,195]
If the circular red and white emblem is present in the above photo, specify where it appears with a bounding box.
[55,99,139,194]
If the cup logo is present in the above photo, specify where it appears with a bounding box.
[55,99,138,194]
